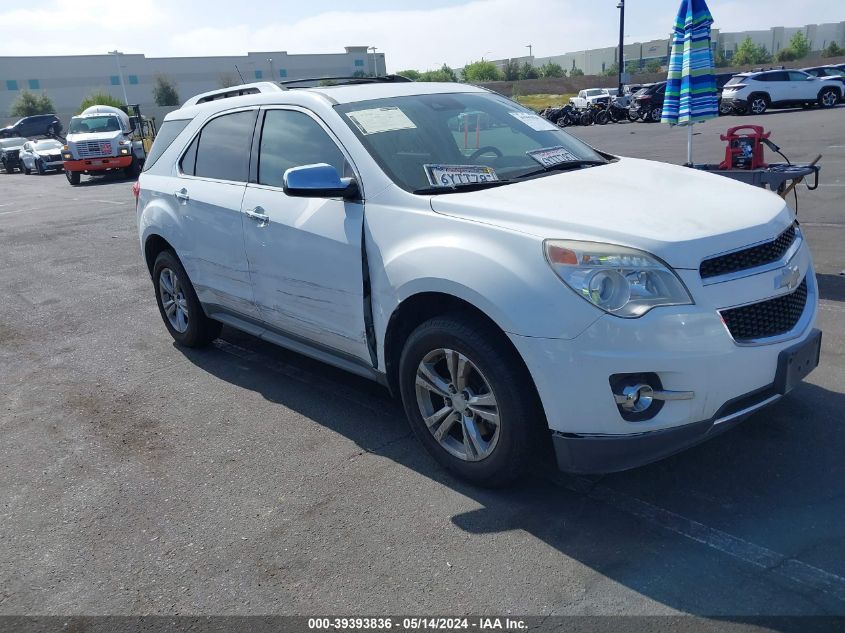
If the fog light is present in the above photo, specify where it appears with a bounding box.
[616,384,655,413]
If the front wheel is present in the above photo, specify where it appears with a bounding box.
[819,88,839,108]
[152,250,221,348]
[398,316,545,487]
[719,100,733,115]
[748,95,768,115]
[3,160,14,174]
[23,162,31,175]
[628,110,640,121]
[36,159,45,175]
[595,110,610,125]
[65,169,80,185]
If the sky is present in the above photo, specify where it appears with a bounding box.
[0,0,841,71]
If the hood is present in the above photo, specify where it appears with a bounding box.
[429,157,792,270]
[36,147,62,156]
[66,130,124,143]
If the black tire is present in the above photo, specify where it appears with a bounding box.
[580,111,593,126]
[628,110,640,121]
[647,107,662,122]
[819,87,839,109]
[36,159,45,175]
[152,250,221,348]
[398,315,546,487]
[124,156,141,179]
[719,100,733,115]
[65,169,80,185]
[23,163,31,175]
[46,125,56,136]
[595,110,610,125]
[3,160,14,174]
[747,94,768,115]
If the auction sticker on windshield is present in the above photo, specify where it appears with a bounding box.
[509,111,559,132]
[527,146,580,168]
[424,164,499,187]
[346,107,416,135]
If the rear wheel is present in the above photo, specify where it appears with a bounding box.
[398,315,545,487]
[65,169,80,185]
[152,250,221,348]
[595,110,610,125]
[647,107,662,122]
[124,156,141,179]
[819,87,839,108]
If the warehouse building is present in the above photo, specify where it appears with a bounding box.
[512,21,845,77]
[0,47,386,123]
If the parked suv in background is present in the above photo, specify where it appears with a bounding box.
[629,82,665,122]
[721,69,841,115]
[137,79,820,486]
[0,114,63,139]
[802,65,845,92]
[19,139,64,174]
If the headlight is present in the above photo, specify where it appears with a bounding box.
[544,240,693,318]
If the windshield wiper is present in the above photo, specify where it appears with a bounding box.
[515,160,607,180]
[413,180,511,195]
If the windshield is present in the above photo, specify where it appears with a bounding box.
[33,140,62,150]
[68,115,122,134]
[335,92,605,192]
[584,89,605,97]
[0,138,26,148]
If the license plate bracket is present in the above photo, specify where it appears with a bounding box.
[774,330,822,395]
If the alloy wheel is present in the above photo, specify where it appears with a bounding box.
[822,91,838,107]
[750,98,767,115]
[159,267,189,333]
[414,348,500,462]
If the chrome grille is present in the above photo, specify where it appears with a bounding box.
[720,278,808,343]
[700,225,797,279]
[74,140,113,159]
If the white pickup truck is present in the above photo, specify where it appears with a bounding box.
[569,88,612,109]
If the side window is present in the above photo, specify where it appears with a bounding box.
[193,110,257,182]
[180,135,199,175]
[767,72,788,82]
[788,71,809,82]
[257,110,346,189]
[143,118,191,172]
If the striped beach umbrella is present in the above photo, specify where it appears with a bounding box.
[661,0,718,164]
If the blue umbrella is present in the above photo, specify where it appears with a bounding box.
[661,0,719,165]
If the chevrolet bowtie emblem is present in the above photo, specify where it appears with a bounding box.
[775,264,801,291]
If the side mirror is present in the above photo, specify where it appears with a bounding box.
[283,163,359,200]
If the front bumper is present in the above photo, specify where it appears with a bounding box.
[64,156,132,173]
[550,329,821,474]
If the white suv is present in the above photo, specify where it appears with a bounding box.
[136,78,821,486]
[721,69,841,115]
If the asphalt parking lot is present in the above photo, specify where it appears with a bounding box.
[1,105,844,621]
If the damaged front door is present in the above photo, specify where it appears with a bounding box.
[241,107,370,363]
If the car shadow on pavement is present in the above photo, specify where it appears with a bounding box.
[817,273,845,302]
[178,327,845,621]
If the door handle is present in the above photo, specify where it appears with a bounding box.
[244,206,268,224]
[174,188,189,202]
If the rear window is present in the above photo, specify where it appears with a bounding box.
[142,119,191,172]
[725,76,745,86]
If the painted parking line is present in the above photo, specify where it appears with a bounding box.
[564,478,845,603]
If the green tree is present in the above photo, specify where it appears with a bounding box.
[774,48,798,62]
[10,90,55,117]
[822,41,844,58]
[570,67,585,77]
[218,73,238,88]
[518,62,539,80]
[502,59,521,81]
[77,91,124,114]
[788,31,811,59]
[417,64,458,82]
[645,59,663,73]
[397,69,422,81]
[539,61,565,78]
[153,74,180,106]
[733,37,771,66]
[602,62,619,77]
[714,48,729,68]
[461,60,502,82]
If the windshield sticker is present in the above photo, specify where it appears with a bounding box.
[346,107,417,135]
[423,164,499,187]
[526,146,580,168]
[509,111,559,132]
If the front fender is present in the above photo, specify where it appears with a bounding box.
[365,200,603,369]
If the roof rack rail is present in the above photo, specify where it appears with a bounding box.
[182,82,284,107]
[278,74,413,89]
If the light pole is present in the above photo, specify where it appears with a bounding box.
[616,0,625,95]
[526,44,533,59]
[368,46,378,77]
[108,50,128,105]
[267,58,274,80]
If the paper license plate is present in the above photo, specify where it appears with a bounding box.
[423,164,499,187]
